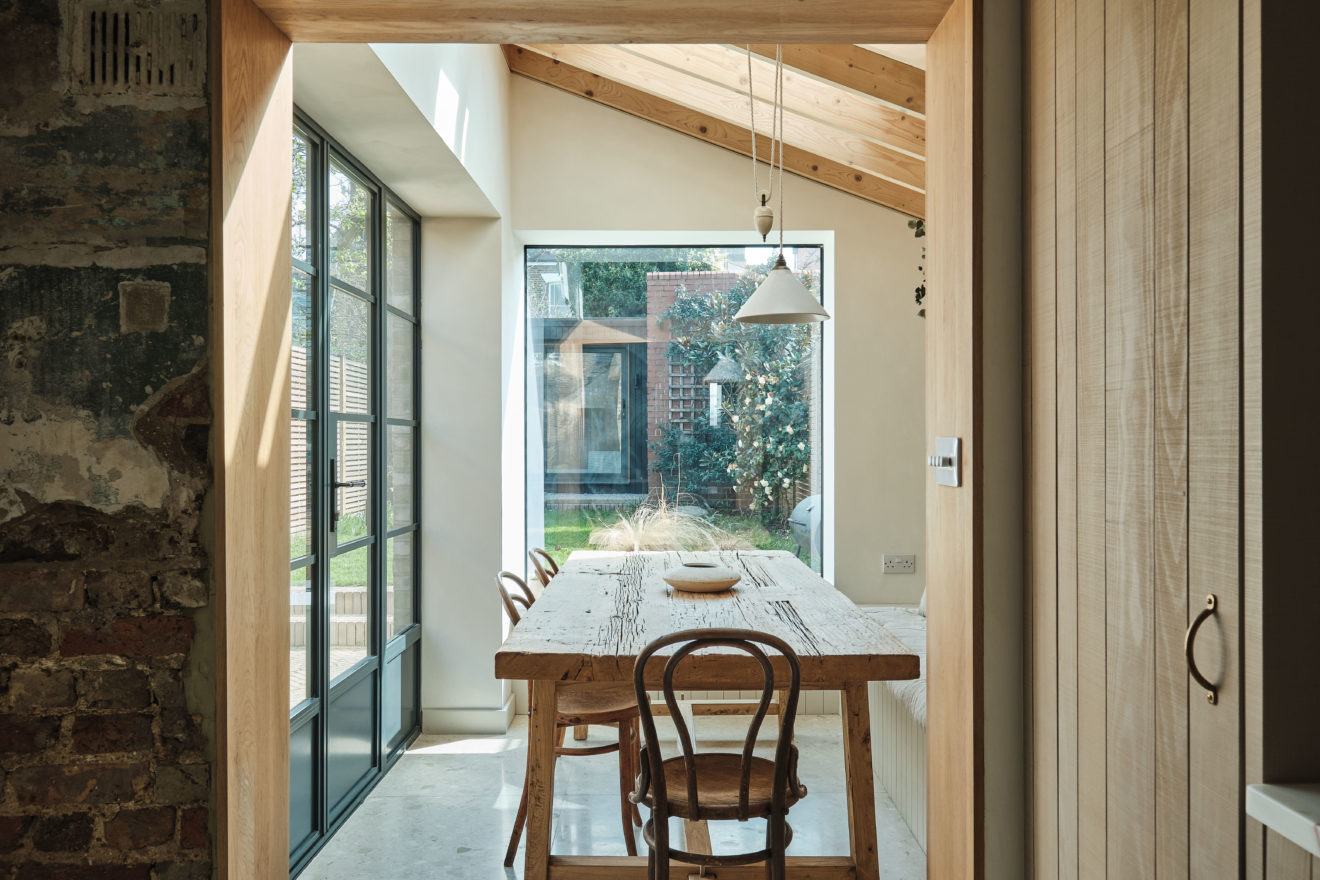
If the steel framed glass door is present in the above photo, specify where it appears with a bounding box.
[289,111,422,875]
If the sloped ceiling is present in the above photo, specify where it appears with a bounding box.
[504,43,926,218]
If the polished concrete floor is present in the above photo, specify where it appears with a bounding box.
[298,714,926,879]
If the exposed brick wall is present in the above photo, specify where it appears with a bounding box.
[0,1,213,877]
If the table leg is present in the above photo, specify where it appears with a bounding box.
[841,682,880,880]
[525,679,559,880]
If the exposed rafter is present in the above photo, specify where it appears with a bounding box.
[749,44,926,114]
[517,43,925,196]
[623,44,925,156]
[503,46,925,217]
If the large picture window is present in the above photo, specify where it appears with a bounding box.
[525,245,825,574]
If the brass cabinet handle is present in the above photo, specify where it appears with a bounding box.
[1184,594,1219,705]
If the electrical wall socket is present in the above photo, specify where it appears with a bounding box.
[882,554,916,574]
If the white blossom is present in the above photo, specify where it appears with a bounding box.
[798,442,806,450]
[784,425,794,434]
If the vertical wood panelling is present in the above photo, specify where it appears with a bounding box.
[1073,0,1107,873]
[1241,0,1263,875]
[1025,0,1058,873]
[1264,829,1314,880]
[1186,0,1241,872]
[1152,0,1190,875]
[1052,0,1079,873]
[1028,0,1261,874]
[1103,0,1157,875]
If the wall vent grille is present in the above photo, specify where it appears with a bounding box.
[72,2,206,97]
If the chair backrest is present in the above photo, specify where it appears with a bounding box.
[496,571,537,625]
[632,628,801,821]
[528,548,559,588]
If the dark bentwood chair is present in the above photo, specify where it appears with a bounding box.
[629,628,807,880]
[495,571,642,866]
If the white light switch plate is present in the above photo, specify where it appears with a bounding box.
[882,554,916,574]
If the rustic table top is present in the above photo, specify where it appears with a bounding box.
[494,550,919,688]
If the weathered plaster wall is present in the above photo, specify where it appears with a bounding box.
[0,1,213,877]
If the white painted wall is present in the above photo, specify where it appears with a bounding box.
[367,44,526,733]
[510,77,927,606]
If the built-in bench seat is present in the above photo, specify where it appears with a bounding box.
[863,604,927,851]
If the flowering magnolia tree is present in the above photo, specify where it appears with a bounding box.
[660,259,819,524]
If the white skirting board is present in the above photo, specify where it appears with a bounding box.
[423,693,516,734]
[869,679,927,850]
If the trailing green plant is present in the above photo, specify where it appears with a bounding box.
[908,217,927,318]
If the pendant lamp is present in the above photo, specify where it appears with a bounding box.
[734,45,830,325]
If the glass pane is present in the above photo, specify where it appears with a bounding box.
[386,533,415,637]
[292,134,311,264]
[291,269,313,410]
[387,426,413,528]
[329,288,371,415]
[542,348,624,477]
[291,417,311,558]
[334,420,371,543]
[386,313,414,419]
[526,246,826,573]
[329,546,370,680]
[290,566,312,708]
[386,202,414,314]
[329,161,371,290]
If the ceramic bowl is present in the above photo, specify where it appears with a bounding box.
[662,561,742,593]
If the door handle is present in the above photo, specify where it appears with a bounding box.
[330,458,366,532]
[1184,594,1219,705]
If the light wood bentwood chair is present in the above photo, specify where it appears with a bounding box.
[527,547,560,588]
[630,628,807,880]
[496,571,642,866]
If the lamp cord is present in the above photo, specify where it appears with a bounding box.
[747,46,769,209]
[747,44,788,253]
[775,44,785,254]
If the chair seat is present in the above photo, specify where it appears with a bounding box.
[555,682,639,726]
[647,753,802,820]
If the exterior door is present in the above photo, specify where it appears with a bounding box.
[288,113,422,875]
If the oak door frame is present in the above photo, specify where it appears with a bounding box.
[213,1,1013,877]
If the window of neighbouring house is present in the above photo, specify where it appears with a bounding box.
[525,245,825,574]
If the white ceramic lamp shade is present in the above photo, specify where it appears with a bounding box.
[733,254,830,324]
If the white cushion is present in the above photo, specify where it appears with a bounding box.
[863,605,927,727]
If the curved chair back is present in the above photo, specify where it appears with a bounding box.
[632,628,801,822]
[528,548,560,588]
[496,571,537,625]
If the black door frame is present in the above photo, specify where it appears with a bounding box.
[289,108,423,877]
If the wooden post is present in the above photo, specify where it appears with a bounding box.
[841,682,880,880]
[525,680,559,880]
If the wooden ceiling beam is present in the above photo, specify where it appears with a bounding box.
[749,44,926,114]
[520,44,924,191]
[622,44,925,158]
[252,0,952,43]
[503,46,924,218]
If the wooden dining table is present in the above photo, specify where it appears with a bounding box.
[494,549,920,880]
